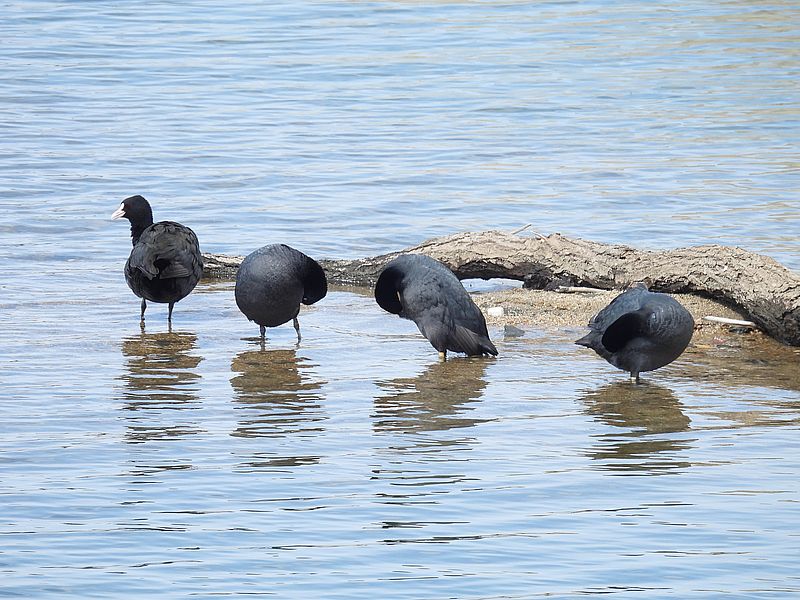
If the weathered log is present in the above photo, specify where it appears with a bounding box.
[202,230,800,346]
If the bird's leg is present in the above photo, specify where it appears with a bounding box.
[293,317,301,343]
[168,302,175,323]
[140,298,147,323]
[438,351,447,362]
[259,325,266,343]
[630,372,640,384]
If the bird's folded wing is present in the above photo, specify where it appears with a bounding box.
[131,224,200,280]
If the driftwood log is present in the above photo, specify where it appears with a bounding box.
[202,230,800,347]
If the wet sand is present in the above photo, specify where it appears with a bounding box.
[475,287,748,331]
[471,287,800,391]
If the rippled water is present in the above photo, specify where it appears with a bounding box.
[2,1,799,598]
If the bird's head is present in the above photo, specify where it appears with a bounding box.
[374,263,404,315]
[112,195,154,224]
[112,195,155,244]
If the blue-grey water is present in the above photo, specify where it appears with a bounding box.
[2,1,799,598]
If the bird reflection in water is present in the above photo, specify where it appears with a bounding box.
[371,358,490,524]
[373,358,490,436]
[230,348,325,470]
[582,381,694,474]
[118,330,203,444]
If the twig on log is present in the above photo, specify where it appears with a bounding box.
[201,230,800,346]
[555,286,605,294]
[703,316,756,327]
[510,224,532,235]
[509,223,546,239]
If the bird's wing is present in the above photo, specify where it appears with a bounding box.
[588,286,647,329]
[405,277,450,345]
[444,283,496,355]
[406,275,497,355]
[130,222,201,280]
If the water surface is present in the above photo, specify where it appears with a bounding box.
[1,1,799,598]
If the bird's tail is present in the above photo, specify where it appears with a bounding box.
[575,329,615,362]
[575,332,596,348]
[454,325,498,357]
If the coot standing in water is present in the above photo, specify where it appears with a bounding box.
[374,254,497,360]
[235,244,327,343]
[575,283,694,382]
[112,195,203,324]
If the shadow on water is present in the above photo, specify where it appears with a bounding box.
[118,330,204,444]
[581,381,694,475]
[373,358,491,436]
[230,348,326,470]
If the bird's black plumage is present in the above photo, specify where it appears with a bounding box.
[375,254,497,358]
[112,195,202,323]
[234,244,327,342]
[575,283,694,381]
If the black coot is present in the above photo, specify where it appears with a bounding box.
[112,195,203,323]
[235,244,327,342]
[575,283,694,382]
[374,254,497,359]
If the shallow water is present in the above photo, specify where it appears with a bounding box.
[2,1,800,598]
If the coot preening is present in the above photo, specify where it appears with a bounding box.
[112,195,203,323]
[374,254,497,359]
[575,283,694,382]
[234,244,327,342]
